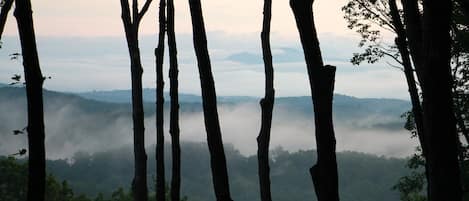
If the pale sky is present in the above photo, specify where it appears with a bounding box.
[3,0,353,37]
[0,0,408,99]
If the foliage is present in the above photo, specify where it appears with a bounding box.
[0,157,187,201]
[342,0,401,66]
[42,143,409,201]
[392,149,427,201]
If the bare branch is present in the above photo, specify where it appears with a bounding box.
[356,0,396,32]
[132,0,138,23]
[385,61,405,71]
[120,0,132,29]
[137,0,153,24]
[382,50,404,65]
[0,0,13,41]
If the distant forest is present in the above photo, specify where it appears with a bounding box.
[2,142,409,201]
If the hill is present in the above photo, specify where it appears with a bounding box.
[41,142,408,201]
[0,86,414,158]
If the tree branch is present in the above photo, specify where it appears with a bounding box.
[0,0,14,41]
[120,0,132,30]
[137,0,153,24]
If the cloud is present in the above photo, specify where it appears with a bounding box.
[0,32,408,99]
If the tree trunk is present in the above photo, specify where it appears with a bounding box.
[155,0,166,200]
[400,0,425,87]
[257,0,274,201]
[120,0,152,200]
[290,1,339,201]
[167,0,181,200]
[14,1,46,201]
[388,0,427,157]
[188,1,233,201]
[421,0,463,200]
[0,0,13,40]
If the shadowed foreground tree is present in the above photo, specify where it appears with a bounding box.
[8,0,48,200]
[342,0,427,156]
[420,0,462,200]
[188,0,233,201]
[343,0,467,199]
[257,0,274,201]
[388,0,426,156]
[155,0,166,200]
[290,0,339,201]
[119,0,153,200]
[166,0,181,200]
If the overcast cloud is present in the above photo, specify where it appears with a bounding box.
[0,32,408,99]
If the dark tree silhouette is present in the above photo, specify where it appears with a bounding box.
[420,0,463,200]
[188,0,233,201]
[13,0,46,200]
[0,0,13,41]
[290,0,339,201]
[155,0,166,200]
[166,0,181,200]
[400,0,425,86]
[257,0,274,201]
[388,0,427,156]
[119,0,153,200]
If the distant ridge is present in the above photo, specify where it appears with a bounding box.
[0,85,411,131]
[76,88,409,104]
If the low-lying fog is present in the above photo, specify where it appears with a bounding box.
[0,91,418,159]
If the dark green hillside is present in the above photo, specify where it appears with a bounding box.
[43,142,407,201]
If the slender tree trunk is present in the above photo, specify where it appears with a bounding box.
[14,1,46,201]
[257,0,274,201]
[421,0,463,200]
[188,1,233,201]
[120,1,153,200]
[290,1,339,201]
[388,0,426,156]
[400,0,425,87]
[155,0,166,200]
[166,0,181,200]
[0,0,13,40]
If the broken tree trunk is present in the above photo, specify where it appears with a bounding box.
[14,0,46,201]
[290,0,339,201]
[257,0,274,201]
[188,0,233,201]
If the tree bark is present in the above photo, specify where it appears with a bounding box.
[290,1,339,201]
[257,0,274,201]
[120,1,153,200]
[166,0,181,200]
[188,1,233,201]
[155,0,166,200]
[400,0,425,87]
[14,1,46,201]
[421,0,463,200]
[0,0,13,41]
[388,0,427,157]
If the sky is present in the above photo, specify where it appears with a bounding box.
[0,0,409,99]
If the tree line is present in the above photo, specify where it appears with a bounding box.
[0,0,467,201]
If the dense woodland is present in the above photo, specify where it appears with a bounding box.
[0,0,468,201]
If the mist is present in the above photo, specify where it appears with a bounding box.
[0,88,416,159]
